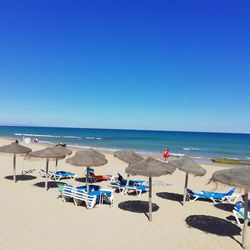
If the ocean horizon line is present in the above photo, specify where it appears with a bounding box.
[0,124,249,135]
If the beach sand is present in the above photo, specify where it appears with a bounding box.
[0,137,247,250]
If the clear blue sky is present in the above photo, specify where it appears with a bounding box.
[0,1,249,133]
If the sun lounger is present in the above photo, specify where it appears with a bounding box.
[61,184,113,209]
[39,169,52,179]
[187,188,240,204]
[122,184,149,196]
[109,181,149,196]
[77,184,101,192]
[74,188,114,208]
[62,184,75,202]
[73,189,98,209]
[56,183,65,199]
[117,173,146,186]
[201,188,239,204]
[89,173,113,183]
[88,168,114,183]
[49,171,77,181]
[233,201,250,225]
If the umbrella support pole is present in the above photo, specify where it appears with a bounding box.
[149,177,152,222]
[242,191,248,249]
[183,173,189,206]
[13,154,16,183]
[86,167,89,193]
[55,158,58,172]
[45,159,49,191]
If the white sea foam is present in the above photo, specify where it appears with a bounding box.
[85,137,102,140]
[62,136,81,139]
[183,147,199,151]
[14,133,80,139]
[171,153,185,157]
[15,133,60,138]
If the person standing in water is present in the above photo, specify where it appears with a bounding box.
[163,149,170,161]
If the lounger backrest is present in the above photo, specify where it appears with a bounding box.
[225,188,236,196]
[74,189,97,202]
[62,185,75,197]
[57,183,65,192]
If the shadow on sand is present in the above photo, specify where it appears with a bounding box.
[118,200,159,219]
[186,215,242,247]
[33,181,66,189]
[156,192,183,205]
[5,175,37,182]
[214,203,234,212]
[75,177,87,183]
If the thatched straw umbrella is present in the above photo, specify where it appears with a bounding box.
[66,148,107,192]
[114,150,144,184]
[170,156,207,205]
[211,166,250,249]
[114,150,144,165]
[51,145,72,171]
[28,147,66,191]
[126,157,176,221]
[0,141,32,182]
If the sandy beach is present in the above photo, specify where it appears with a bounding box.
[0,137,247,250]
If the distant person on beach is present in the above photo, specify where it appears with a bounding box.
[163,149,170,161]
[33,138,38,143]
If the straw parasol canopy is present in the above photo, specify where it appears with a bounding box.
[0,141,32,182]
[66,148,107,192]
[51,144,72,156]
[114,150,144,165]
[211,166,250,249]
[28,147,66,191]
[51,144,72,170]
[28,147,66,159]
[170,156,207,205]
[126,157,176,221]
[114,150,144,184]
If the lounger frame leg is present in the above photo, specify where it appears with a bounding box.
[233,210,243,226]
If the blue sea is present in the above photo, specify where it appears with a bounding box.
[0,126,249,162]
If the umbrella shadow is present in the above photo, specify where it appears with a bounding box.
[75,177,87,183]
[156,192,183,205]
[33,181,66,190]
[186,215,242,247]
[5,175,37,182]
[118,200,159,220]
[214,203,234,212]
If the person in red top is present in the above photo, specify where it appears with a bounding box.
[163,149,170,161]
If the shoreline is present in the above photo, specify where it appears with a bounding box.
[0,136,235,168]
